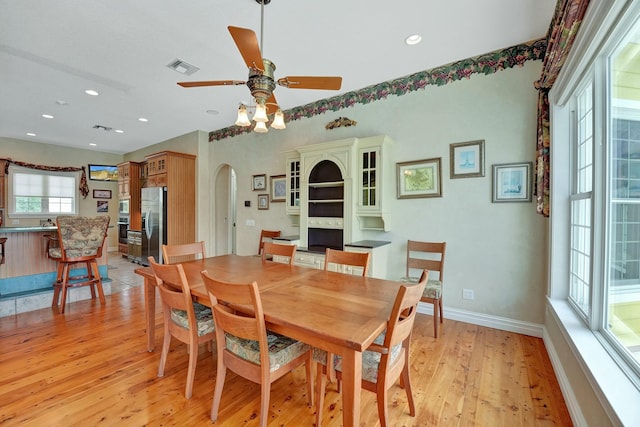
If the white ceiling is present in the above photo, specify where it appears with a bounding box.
[0,0,557,155]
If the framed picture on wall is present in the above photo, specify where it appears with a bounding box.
[96,200,109,212]
[93,189,112,199]
[396,158,442,199]
[252,174,267,191]
[492,162,532,202]
[258,194,269,210]
[270,175,286,202]
[449,139,485,178]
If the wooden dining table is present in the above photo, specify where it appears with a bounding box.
[134,254,404,427]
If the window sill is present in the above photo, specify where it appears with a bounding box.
[547,298,640,426]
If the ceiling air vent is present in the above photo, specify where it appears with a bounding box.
[166,59,200,76]
[93,125,112,131]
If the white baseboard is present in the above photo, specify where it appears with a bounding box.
[417,302,544,338]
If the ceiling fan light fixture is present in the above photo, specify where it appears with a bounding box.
[252,100,268,123]
[235,104,251,127]
[253,121,268,133]
[271,109,286,129]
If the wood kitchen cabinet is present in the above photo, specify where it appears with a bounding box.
[356,135,394,231]
[116,161,142,255]
[144,150,196,246]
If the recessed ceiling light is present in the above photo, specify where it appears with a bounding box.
[85,89,99,96]
[89,143,97,146]
[42,114,54,119]
[138,117,148,122]
[26,132,36,137]
[405,34,422,45]
[115,129,124,133]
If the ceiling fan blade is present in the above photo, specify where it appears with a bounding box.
[265,93,279,116]
[277,76,343,90]
[228,26,265,71]
[177,80,245,88]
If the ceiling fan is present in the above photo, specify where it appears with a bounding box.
[177,0,343,130]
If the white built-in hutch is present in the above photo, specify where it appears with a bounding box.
[275,135,393,278]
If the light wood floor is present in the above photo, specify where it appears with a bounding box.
[0,274,572,426]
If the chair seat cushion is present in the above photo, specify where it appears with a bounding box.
[313,331,401,383]
[400,277,442,299]
[170,302,215,336]
[225,332,310,373]
[49,247,100,259]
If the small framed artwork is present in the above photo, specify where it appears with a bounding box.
[96,200,109,212]
[492,162,533,203]
[93,189,112,199]
[252,174,267,191]
[396,157,442,199]
[88,164,118,181]
[450,139,485,178]
[258,194,269,210]
[270,174,286,202]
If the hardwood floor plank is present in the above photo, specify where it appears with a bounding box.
[0,283,573,426]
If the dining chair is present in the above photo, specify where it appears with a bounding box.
[400,240,447,338]
[322,248,371,383]
[257,229,281,256]
[323,248,370,276]
[162,241,206,264]
[148,256,215,399]
[50,215,110,314]
[261,241,296,265]
[201,270,314,427]
[314,271,428,427]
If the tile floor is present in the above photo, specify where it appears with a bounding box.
[106,251,145,293]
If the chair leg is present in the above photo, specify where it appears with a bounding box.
[51,262,65,307]
[157,324,172,378]
[315,362,327,427]
[59,263,70,314]
[90,260,106,305]
[376,381,389,427]
[433,299,439,338]
[184,340,198,399]
[211,355,227,422]
[259,379,270,427]
[401,357,416,416]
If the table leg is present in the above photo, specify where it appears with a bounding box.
[144,277,156,352]
[340,349,362,427]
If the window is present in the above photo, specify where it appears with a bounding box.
[9,166,78,217]
[569,82,593,318]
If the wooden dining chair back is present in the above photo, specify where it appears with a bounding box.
[162,241,206,264]
[50,215,110,314]
[324,248,370,276]
[257,229,281,255]
[148,256,215,399]
[261,242,296,265]
[315,272,428,427]
[401,240,446,337]
[201,270,313,427]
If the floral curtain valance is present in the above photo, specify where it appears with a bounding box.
[534,0,591,217]
[1,158,90,199]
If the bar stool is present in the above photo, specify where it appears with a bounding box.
[51,215,110,313]
[0,237,6,265]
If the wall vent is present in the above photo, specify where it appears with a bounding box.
[166,59,200,75]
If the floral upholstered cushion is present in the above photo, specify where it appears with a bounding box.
[400,276,442,299]
[224,332,310,372]
[313,331,402,383]
[170,302,215,336]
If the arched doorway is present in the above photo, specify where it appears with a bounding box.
[214,164,236,255]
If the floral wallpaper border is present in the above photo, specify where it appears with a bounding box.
[209,38,546,142]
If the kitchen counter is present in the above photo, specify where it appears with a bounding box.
[0,226,57,233]
[344,240,391,249]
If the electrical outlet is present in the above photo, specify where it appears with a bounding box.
[245,219,256,226]
[462,289,474,300]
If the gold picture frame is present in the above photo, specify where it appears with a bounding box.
[396,158,442,199]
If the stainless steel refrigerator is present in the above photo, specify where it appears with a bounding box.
[141,187,167,265]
